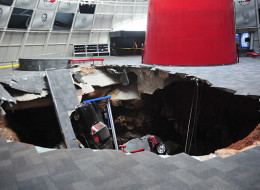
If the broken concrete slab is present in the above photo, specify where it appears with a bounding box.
[10,76,46,94]
[0,83,16,104]
[1,74,47,94]
[81,69,120,87]
[135,68,178,95]
[73,72,84,83]
[11,90,49,102]
[46,69,79,148]
[107,68,129,86]
[123,135,152,152]
[74,82,95,95]
[108,83,139,100]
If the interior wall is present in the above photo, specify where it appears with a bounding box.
[0,0,148,63]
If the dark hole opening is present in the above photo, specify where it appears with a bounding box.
[4,80,260,156]
[5,106,63,148]
[111,81,260,156]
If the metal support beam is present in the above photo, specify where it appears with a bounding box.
[83,96,118,150]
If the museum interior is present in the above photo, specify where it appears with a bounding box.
[0,0,260,189]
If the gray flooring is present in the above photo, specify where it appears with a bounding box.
[103,56,260,96]
[0,56,260,97]
[0,137,259,190]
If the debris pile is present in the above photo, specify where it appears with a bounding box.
[0,65,259,156]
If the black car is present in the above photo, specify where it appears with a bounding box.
[71,102,112,149]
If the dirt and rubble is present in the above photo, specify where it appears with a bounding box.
[226,124,260,150]
[0,108,20,142]
[215,124,260,158]
[98,80,260,156]
[1,66,260,157]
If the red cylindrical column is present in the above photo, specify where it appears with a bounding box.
[143,0,237,66]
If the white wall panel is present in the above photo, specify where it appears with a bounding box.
[2,32,12,45]
[96,4,114,14]
[66,44,73,56]
[22,46,33,57]
[98,32,110,44]
[27,33,47,45]
[6,46,19,61]
[56,33,69,43]
[10,32,24,45]
[93,15,113,29]
[135,5,148,14]
[116,6,133,14]
[112,15,132,27]
[31,45,44,56]
[0,47,8,61]
[89,32,100,44]
[35,33,47,44]
[70,33,90,44]
[26,33,36,44]
[45,44,66,56]
[49,33,58,44]
[23,45,44,57]
[45,45,56,55]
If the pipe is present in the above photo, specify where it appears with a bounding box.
[83,96,112,103]
[107,99,118,150]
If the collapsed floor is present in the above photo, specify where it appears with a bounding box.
[1,66,260,156]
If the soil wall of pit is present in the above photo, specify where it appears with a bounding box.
[110,81,260,155]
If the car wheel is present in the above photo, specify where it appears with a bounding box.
[155,143,167,155]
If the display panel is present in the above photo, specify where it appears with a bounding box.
[236,34,240,43]
[235,0,257,27]
[236,9,257,27]
[8,8,33,29]
[38,0,58,11]
[0,0,14,6]
[31,10,54,30]
[53,12,74,30]
[79,4,96,14]
[74,13,93,30]
[58,2,77,13]
[15,0,37,9]
[235,0,255,11]
[241,33,250,48]
[0,4,11,28]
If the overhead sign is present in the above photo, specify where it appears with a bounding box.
[58,2,77,13]
[38,0,58,11]
[235,0,257,28]
[15,0,37,9]
[74,13,94,30]
[31,10,54,30]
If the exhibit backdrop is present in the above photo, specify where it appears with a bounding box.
[31,10,54,30]
[0,5,11,28]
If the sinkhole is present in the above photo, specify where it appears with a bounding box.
[2,68,260,156]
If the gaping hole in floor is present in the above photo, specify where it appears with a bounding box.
[110,81,260,156]
[3,71,260,156]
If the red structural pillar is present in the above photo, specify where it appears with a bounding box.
[143,0,237,66]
